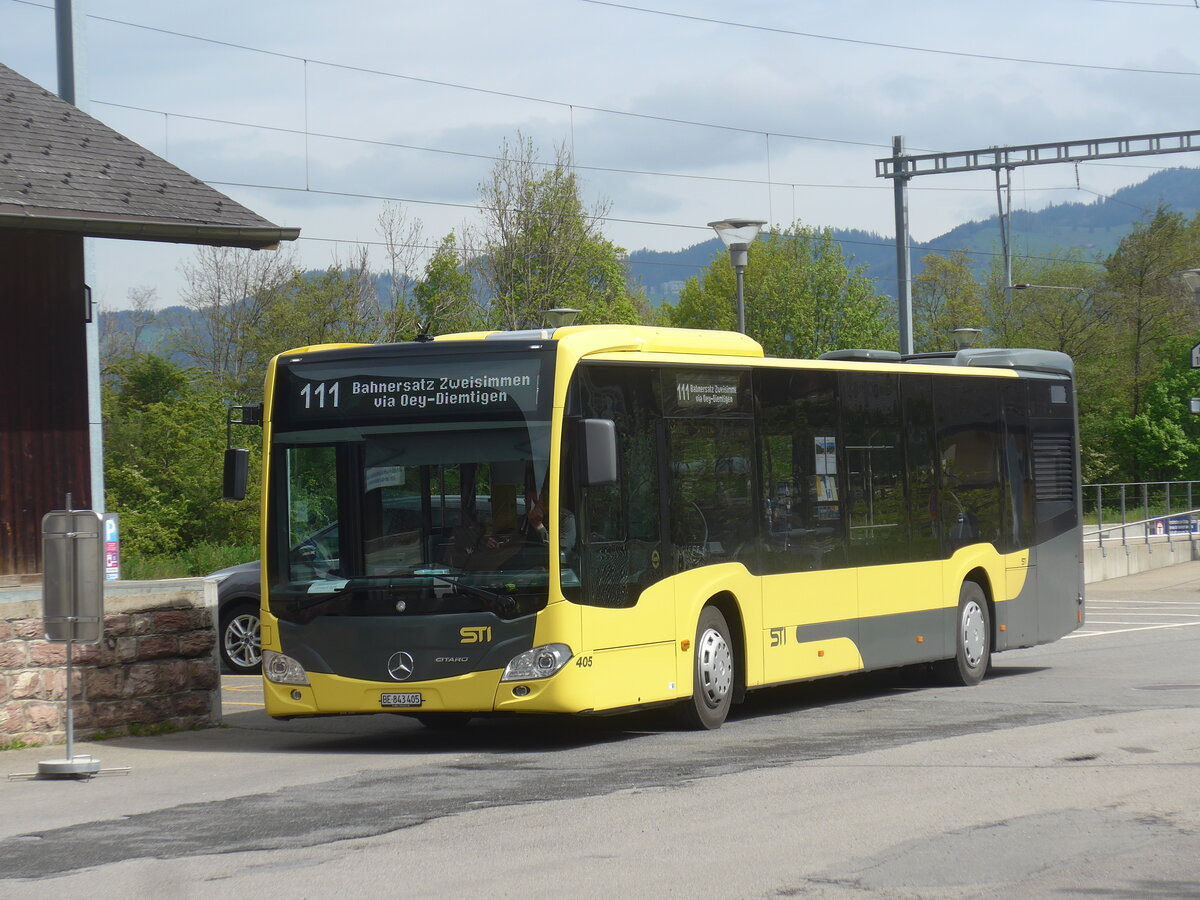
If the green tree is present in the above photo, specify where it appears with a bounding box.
[472,134,643,329]
[239,256,383,400]
[176,245,299,396]
[1106,334,1200,480]
[981,250,1107,354]
[103,353,259,563]
[912,251,985,352]
[412,231,483,335]
[1102,206,1200,416]
[668,223,895,358]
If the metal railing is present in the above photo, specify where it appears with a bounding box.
[1083,481,1200,549]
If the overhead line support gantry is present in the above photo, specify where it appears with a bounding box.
[877,129,1200,354]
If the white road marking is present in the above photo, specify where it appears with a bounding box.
[1065,621,1200,638]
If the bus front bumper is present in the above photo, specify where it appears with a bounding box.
[263,664,594,718]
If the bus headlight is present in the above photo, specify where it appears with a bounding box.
[263,649,310,685]
[501,644,572,682]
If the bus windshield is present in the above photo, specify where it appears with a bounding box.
[270,421,552,623]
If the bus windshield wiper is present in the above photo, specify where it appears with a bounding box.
[424,572,520,615]
[285,571,521,615]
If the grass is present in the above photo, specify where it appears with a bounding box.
[0,738,32,752]
[120,542,256,580]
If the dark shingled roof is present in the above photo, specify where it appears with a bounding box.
[0,61,299,248]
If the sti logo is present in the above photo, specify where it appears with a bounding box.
[459,626,493,644]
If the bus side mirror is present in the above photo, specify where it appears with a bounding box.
[580,418,618,486]
[223,404,262,501]
[223,448,250,501]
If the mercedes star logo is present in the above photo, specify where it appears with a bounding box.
[387,651,415,681]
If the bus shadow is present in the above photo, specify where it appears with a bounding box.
[729,662,1052,722]
[101,663,1055,756]
[102,706,668,756]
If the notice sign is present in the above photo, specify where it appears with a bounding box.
[104,514,120,581]
[282,354,546,425]
[1191,342,1200,369]
[674,372,742,409]
[343,373,538,411]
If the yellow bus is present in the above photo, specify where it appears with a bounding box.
[254,324,1082,729]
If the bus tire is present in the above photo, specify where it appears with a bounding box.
[677,606,735,730]
[938,581,991,686]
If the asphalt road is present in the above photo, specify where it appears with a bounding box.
[2,563,1199,899]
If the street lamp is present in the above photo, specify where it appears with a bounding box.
[952,327,983,350]
[1011,283,1084,294]
[709,218,766,334]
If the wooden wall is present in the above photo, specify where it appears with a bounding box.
[0,230,91,579]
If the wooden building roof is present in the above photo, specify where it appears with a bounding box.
[0,61,298,248]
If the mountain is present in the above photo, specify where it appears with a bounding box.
[626,166,1200,304]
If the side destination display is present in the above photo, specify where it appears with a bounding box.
[280,355,544,425]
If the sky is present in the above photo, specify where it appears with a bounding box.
[3,0,1200,310]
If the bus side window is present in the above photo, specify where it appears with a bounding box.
[842,372,906,567]
[902,375,940,561]
[756,369,845,573]
[935,378,1003,551]
[567,365,664,607]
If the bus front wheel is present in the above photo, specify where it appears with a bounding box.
[938,581,991,686]
[677,606,735,730]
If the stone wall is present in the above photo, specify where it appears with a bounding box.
[0,579,220,746]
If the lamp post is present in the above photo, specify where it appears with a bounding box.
[708,219,765,334]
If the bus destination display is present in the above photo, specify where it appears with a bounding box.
[283,356,544,423]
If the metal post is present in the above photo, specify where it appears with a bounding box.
[64,637,74,762]
[1096,485,1103,549]
[55,0,103,517]
[1144,483,1150,546]
[55,0,79,106]
[1120,485,1127,547]
[892,136,913,355]
[1167,482,1173,546]
[735,264,746,335]
[996,167,1014,322]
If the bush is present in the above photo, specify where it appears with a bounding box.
[119,542,257,580]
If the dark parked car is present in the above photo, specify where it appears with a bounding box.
[208,561,262,674]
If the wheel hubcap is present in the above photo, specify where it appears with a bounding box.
[696,627,732,708]
[225,613,262,668]
[961,600,985,669]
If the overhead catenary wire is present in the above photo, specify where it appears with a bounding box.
[7,0,890,150]
[94,98,1107,197]
[577,0,1200,77]
[2,0,1157,290]
[13,0,1188,203]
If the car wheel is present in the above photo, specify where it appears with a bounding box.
[220,599,262,674]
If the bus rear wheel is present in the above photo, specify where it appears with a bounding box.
[677,606,735,730]
[937,581,991,686]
